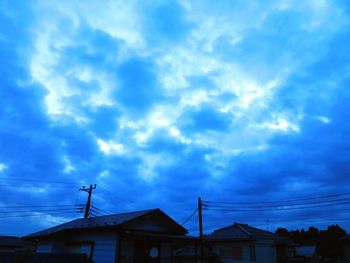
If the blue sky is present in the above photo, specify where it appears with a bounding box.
[1,0,350,236]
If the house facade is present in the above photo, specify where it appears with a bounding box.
[25,209,197,263]
[206,223,294,263]
[0,236,32,252]
[342,235,350,263]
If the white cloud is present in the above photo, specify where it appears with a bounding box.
[62,156,76,174]
[316,116,331,124]
[97,138,125,155]
[28,0,349,183]
[0,163,8,172]
[254,116,300,133]
[169,127,191,144]
[30,0,142,122]
[99,170,110,178]
[138,153,175,181]
[96,170,110,184]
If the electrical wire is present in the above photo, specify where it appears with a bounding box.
[204,197,350,209]
[90,208,104,216]
[203,192,350,205]
[0,211,81,219]
[0,208,82,214]
[97,186,130,212]
[0,204,83,209]
[0,176,81,186]
[181,208,198,226]
[200,195,350,232]
[91,205,109,215]
[205,200,350,212]
[89,211,99,217]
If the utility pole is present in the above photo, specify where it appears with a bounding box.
[80,184,96,219]
[198,197,204,263]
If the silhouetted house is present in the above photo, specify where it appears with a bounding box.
[206,223,294,263]
[0,236,32,252]
[342,235,350,263]
[25,209,196,263]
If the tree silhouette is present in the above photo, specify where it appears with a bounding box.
[275,224,347,259]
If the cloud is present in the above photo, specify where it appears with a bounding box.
[116,57,162,113]
[1,0,350,235]
[0,163,7,172]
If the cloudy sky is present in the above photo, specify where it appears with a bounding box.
[1,0,350,236]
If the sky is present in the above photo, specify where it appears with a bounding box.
[1,0,350,236]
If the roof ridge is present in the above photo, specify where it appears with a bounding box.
[80,208,158,219]
[25,208,186,239]
[236,223,252,237]
[244,224,275,235]
[212,223,236,233]
[25,209,157,238]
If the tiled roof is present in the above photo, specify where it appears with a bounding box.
[26,209,157,238]
[207,223,290,244]
[207,223,251,240]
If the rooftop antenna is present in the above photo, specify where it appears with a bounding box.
[266,219,270,232]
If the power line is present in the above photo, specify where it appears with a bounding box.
[181,208,198,226]
[202,214,350,225]
[206,200,350,212]
[89,210,100,217]
[91,205,109,215]
[0,208,82,214]
[0,176,81,186]
[0,211,81,219]
[203,192,350,205]
[97,186,130,213]
[90,207,105,216]
[0,204,83,209]
[205,197,350,209]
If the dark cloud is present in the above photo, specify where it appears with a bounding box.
[85,106,120,139]
[57,25,122,71]
[116,57,162,113]
[141,1,194,44]
[1,0,350,236]
[179,106,231,132]
[144,129,187,153]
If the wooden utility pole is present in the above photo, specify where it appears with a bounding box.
[198,197,204,263]
[80,184,96,219]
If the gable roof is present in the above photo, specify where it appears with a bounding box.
[26,209,187,238]
[207,223,290,244]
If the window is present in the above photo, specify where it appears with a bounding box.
[249,245,256,261]
[67,242,94,260]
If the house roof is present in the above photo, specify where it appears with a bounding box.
[207,223,290,244]
[26,208,187,238]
